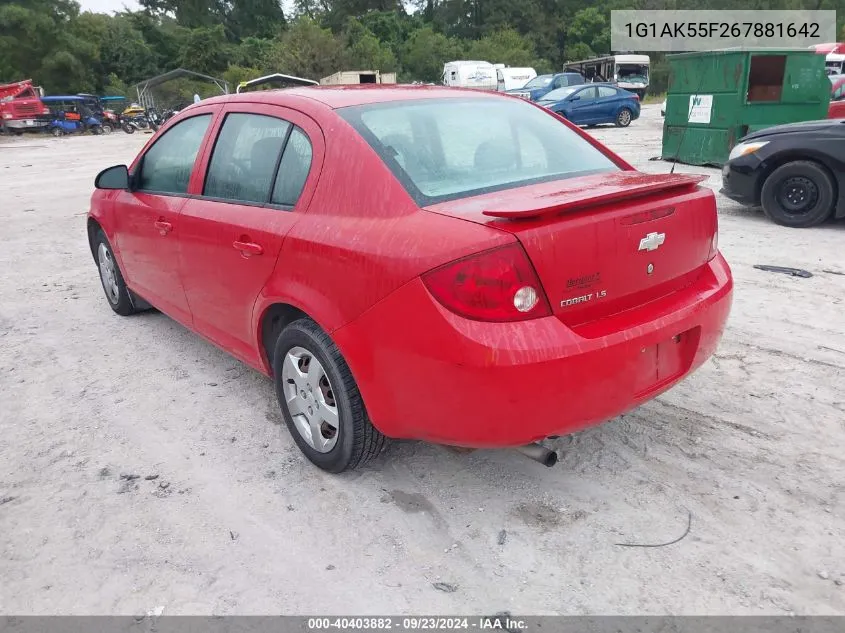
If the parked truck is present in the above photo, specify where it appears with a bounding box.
[320,71,397,85]
[0,80,50,134]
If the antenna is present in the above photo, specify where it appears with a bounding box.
[669,55,710,174]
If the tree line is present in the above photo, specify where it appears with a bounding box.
[2,0,845,100]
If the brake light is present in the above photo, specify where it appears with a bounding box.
[422,243,552,322]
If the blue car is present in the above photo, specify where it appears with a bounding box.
[537,83,641,127]
[506,72,584,101]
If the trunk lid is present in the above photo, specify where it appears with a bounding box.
[425,171,717,328]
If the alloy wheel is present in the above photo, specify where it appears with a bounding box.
[281,347,340,453]
[97,243,120,305]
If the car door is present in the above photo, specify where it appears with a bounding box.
[567,87,598,124]
[112,110,216,323]
[596,85,622,122]
[178,103,322,367]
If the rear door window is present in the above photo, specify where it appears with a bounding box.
[204,113,291,204]
[137,114,211,194]
[597,86,618,98]
[271,128,312,207]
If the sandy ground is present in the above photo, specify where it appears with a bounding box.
[1,105,844,616]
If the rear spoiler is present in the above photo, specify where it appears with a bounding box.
[482,172,708,219]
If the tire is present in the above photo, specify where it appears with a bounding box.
[122,123,135,134]
[101,124,113,135]
[615,108,633,127]
[273,318,386,473]
[93,230,137,316]
[51,127,62,137]
[760,160,835,228]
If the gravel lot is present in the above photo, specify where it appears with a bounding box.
[1,104,844,616]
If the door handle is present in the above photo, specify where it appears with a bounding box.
[154,220,172,235]
[233,240,264,257]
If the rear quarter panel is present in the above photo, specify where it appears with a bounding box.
[254,106,514,346]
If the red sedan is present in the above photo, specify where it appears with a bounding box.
[87,86,733,472]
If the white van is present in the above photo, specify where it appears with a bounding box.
[496,67,537,92]
[442,61,497,91]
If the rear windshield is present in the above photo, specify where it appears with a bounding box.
[338,97,619,205]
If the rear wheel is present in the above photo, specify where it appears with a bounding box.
[615,108,633,127]
[51,127,62,137]
[760,160,835,228]
[122,123,135,134]
[273,318,386,473]
[101,124,113,135]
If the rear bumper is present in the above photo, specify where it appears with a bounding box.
[334,254,733,448]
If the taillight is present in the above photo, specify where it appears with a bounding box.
[422,243,552,322]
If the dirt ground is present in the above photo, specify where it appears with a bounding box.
[1,105,844,616]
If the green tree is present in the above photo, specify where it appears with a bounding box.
[567,7,609,56]
[177,24,231,74]
[235,36,274,69]
[223,63,263,87]
[401,26,463,82]
[263,17,345,80]
[139,0,225,29]
[226,0,287,40]
[96,16,158,84]
[342,17,397,70]
[563,41,594,64]
[466,28,538,67]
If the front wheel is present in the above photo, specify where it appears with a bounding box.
[273,318,386,473]
[93,230,137,316]
[760,160,835,228]
[615,108,633,127]
[51,127,62,137]
[101,124,113,135]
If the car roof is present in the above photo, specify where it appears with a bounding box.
[197,85,509,110]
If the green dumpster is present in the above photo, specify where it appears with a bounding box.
[662,48,830,166]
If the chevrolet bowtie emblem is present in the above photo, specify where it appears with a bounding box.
[638,232,666,252]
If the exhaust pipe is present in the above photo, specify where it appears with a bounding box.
[515,443,558,467]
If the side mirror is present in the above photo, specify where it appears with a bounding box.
[95,164,130,190]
